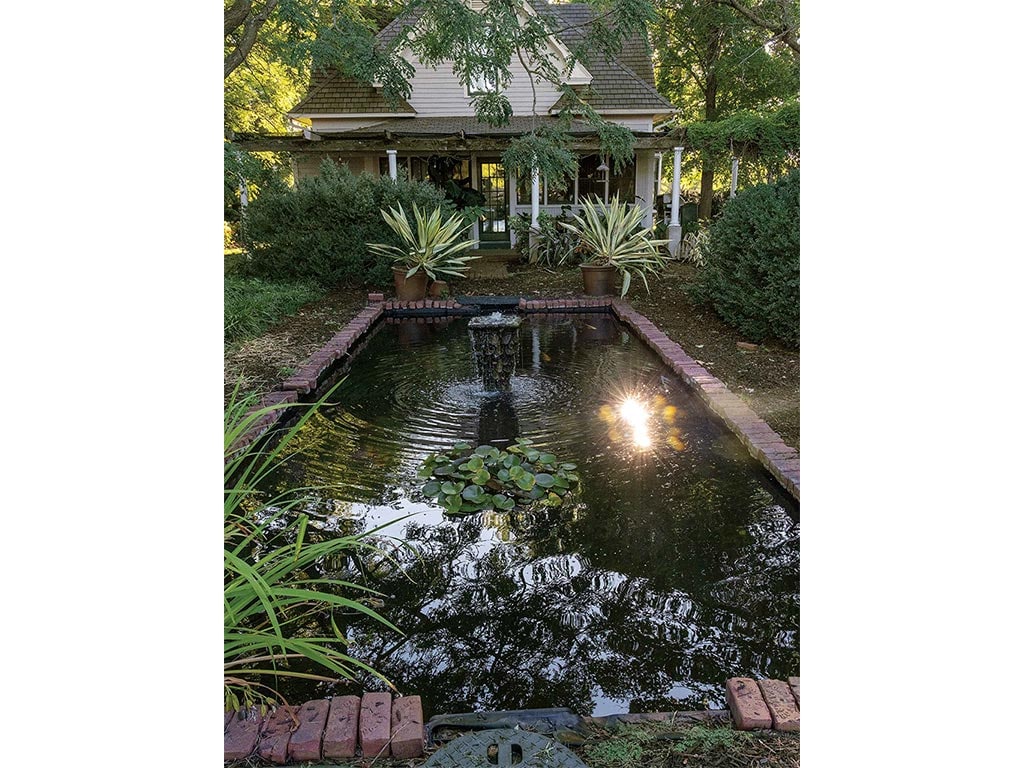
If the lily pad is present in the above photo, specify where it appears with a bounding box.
[534,473,556,488]
[515,473,536,491]
[422,481,441,496]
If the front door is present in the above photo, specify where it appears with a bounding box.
[476,159,510,248]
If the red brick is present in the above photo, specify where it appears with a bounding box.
[324,696,361,758]
[257,705,296,764]
[390,696,424,758]
[788,677,800,707]
[359,692,392,757]
[368,293,384,302]
[758,678,800,731]
[726,677,772,730]
[224,708,263,760]
[288,699,330,762]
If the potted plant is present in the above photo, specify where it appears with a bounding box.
[560,196,669,297]
[368,203,480,300]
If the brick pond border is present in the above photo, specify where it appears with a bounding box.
[233,293,798,501]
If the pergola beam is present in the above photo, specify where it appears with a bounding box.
[233,134,683,153]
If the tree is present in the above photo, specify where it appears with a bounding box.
[652,0,798,218]
[709,0,800,56]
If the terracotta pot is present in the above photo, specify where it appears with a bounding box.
[428,280,448,299]
[580,264,617,296]
[393,266,428,301]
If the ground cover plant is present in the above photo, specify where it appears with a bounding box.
[419,438,579,514]
[242,161,456,288]
[224,275,325,344]
[224,385,400,711]
[692,170,799,346]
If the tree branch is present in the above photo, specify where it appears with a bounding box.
[708,0,800,55]
[224,0,280,79]
[224,0,253,38]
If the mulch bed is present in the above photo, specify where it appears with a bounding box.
[223,263,799,450]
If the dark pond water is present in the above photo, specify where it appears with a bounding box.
[262,314,799,716]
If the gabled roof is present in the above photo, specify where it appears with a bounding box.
[288,68,416,116]
[289,1,673,117]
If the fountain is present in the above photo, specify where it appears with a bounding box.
[468,311,522,392]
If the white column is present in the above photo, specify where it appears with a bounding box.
[668,145,684,258]
[670,146,683,226]
[531,167,540,227]
[386,149,398,180]
[634,150,656,229]
[509,173,518,247]
[730,155,739,198]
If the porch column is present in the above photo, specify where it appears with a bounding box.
[509,173,518,247]
[529,165,541,256]
[634,150,656,229]
[386,149,398,180]
[668,145,683,257]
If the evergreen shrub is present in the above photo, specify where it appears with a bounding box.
[693,170,799,346]
[243,160,457,287]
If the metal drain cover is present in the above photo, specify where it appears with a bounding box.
[424,728,588,767]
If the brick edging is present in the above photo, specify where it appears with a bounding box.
[725,677,800,731]
[610,299,799,500]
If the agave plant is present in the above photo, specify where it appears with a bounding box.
[560,196,669,296]
[368,203,480,281]
[224,383,403,712]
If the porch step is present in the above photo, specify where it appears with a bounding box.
[467,249,520,278]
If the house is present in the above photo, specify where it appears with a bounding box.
[248,0,689,251]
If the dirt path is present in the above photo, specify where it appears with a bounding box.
[224,264,799,449]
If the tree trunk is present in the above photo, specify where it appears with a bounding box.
[698,67,718,220]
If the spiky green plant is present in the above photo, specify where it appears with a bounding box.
[224,383,402,712]
[560,196,670,296]
[368,203,480,281]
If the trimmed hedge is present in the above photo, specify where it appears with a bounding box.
[693,171,799,346]
[242,160,457,287]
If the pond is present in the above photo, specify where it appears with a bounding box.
[262,313,799,717]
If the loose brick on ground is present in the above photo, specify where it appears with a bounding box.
[288,699,330,762]
[359,692,392,758]
[390,695,424,758]
[324,695,361,759]
[726,677,772,730]
[758,678,800,731]
[224,708,263,761]
[257,706,296,764]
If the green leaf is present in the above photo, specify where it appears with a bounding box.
[433,464,454,477]
[525,449,540,462]
[444,494,463,513]
[440,481,464,496]
[534,473,556,488]
[508,465,524,480]
[538,453,557,465]
[515,473,535,491]
[560,463,577,471]
[472,469,491,485]
[492,494,515,511]
[546,492,563,507]
[475,444,496,455]
[497,468,510,482]
[453,442,471,451]
[422,481,441,497]
[461,484,485,501]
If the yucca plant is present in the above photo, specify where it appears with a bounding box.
[224,383,403,712]
[368,203,480,280]
[560,196,669,296]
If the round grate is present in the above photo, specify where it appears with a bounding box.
[424,728,589,767]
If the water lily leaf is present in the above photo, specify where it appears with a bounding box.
[546,492,563,507]
[460,501,484,513]
[516,438,534,446]
[453,442,471,451]
[462,484,485,501]
[440,481,464,496]
[565,472,579,483]
[560,463,577,471]
[474,444,496,456]
[466,456,484,471]
[508,465,524,480]
[492,494,515,511]
[507,445,523,455]
[444,494,462,513]
[534,473,556,488]
[525,449,540,462]
[422,481,441,496]
[515,473,535,491]
[553,475,571,489]
[497,468,510,481]
[416,466,434,479]
[433,464,454,477]
[473,469,491,485]
[538,453,557,465]
[527,486,545,499]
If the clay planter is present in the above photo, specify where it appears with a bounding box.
[580,264,617,296]
[393,266,428,301]
[428,280,448,299]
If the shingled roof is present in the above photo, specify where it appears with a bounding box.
[290,1,673,117]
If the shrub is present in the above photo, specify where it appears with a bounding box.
[224,276,325,344]
[692,171,799,346]
[510,210,583,268]
[242,161,457,287]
